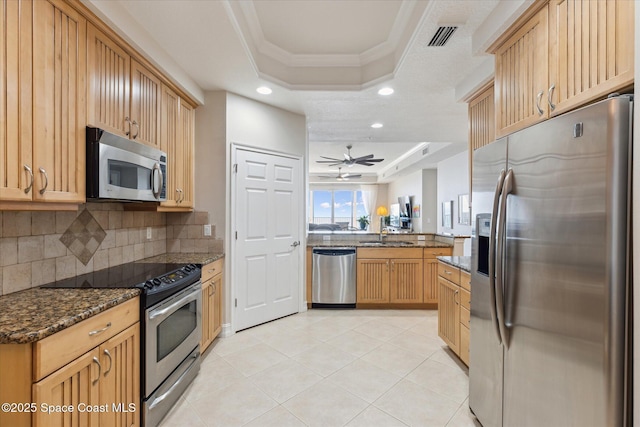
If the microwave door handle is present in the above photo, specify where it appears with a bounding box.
[152,163,163,199]
[489,169,506,345]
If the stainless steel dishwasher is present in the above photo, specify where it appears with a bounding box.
[312,247,356,308]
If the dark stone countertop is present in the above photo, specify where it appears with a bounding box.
[139,252,224,265]
[437,256,471,272]
[308,241,452,248]
[0,288,140,344]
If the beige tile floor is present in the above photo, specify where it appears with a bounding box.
[159,309,481,427]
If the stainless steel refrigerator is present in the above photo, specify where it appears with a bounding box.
[469,95,632,427]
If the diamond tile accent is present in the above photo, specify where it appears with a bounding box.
[60,210,106,265]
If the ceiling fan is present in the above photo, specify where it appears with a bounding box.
[318,167,361,181]
[316,144,384,167]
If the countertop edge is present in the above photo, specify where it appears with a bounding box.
[437,256,471,273]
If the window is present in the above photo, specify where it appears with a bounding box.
[309,189,367,229]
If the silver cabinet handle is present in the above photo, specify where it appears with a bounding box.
[103,349,112,376]
[125,116,132,136]
[24,165,34,194]
[148,352,199,410]
[179,189,185,203]
[92,357,101,385]
[89,322,112,336]
[176,188,183,203]
[291,241,300,247]
[548,84,556,111]
[38,167,48,195]
[132,120,139,139]
[152,163,163,199]
[535,91,544,116]
[454,289,459,305]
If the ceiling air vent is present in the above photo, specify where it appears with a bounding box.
[427,26,458,47]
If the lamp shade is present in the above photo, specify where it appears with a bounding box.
[376,206,388,216]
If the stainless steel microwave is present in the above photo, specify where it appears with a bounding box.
[86,127,167,202]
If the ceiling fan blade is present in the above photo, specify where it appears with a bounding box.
[353,154,374,161]
[319,156,342,161]
[342,173,362,179]
[357,162,376,166]
[356,158,384,163]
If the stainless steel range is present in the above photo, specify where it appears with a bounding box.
[41,262,202,427]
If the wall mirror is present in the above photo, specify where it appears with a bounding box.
[442,200,453,229]
[458,194,470,225]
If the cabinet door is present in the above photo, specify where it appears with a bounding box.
[32,0,86,202]
[459,324,470,366]
[494,6,549,137]
[130,59,161,148]
[87,23,130,138]
[212,273,223,338]
[437,277,460,354]
[99,323,140,427]
[33,349,100,427]
[178,99,195,208]
[389,258,423,303]
[201,279,214,351]
[0,0,33,201]
[160,84,181,207]
[549,0,634,116]
[423,259,439,304]
[356,259,389,303]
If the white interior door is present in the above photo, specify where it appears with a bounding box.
[234,148,301,331]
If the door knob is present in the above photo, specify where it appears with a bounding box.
[291,241,300,247]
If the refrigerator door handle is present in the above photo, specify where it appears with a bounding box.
[496,168,514,347]
[489,169,506,345]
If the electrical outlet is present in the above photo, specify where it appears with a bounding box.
[417,235,426,241]
[147,227,152,240]
[203,224,212,236]
[323,235,331,241]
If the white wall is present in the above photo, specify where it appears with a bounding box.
[386,170,423,232]
[437,150,471,254]
[422,169,438,233]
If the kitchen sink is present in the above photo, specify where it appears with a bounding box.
[359,241,415,246]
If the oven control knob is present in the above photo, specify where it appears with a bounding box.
[153,278,161,286]
[144,280,154,289]
[184,266,191,272]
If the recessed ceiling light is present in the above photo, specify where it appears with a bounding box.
[256,86,272,95]
[371,123,383,129]
[378,87,394,96]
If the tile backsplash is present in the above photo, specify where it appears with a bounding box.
[0,204,223,296]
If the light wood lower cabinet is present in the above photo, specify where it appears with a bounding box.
[437,262,471,366]
[201,258,224,352]
[423,247,453,304]
[356,247,424,307]
[0,297,140,427]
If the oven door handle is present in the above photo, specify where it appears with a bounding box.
[148,351,200,410]
[149,286,200,321]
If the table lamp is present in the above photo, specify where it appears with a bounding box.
[376,206,388,232]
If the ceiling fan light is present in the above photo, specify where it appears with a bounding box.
[371,123,383,129]
[377,87,394,96]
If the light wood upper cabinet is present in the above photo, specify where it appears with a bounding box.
[130,59,161,148]
[494,5,549,138]
[87,23,162,149]
[0,0,33,201]
[87,23,130,138]
[548,0,634,116]
[32,0,86,203]
[160,85,195,210]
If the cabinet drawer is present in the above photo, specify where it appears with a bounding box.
[423,247,452,258]
[460,306,470,329]
[460,288,470,310]
[202,258,224,282]
[438,263,460,285]
[34,297,139,381]
[460,271,471,292]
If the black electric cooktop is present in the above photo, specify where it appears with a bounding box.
[40,262,202,307]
